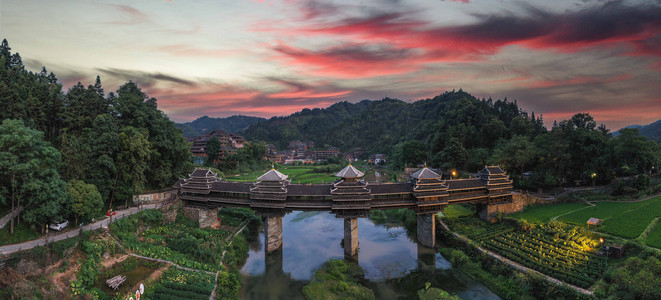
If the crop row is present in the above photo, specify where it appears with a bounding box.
[483,239,600,288]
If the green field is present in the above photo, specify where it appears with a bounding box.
[509,202,590,223]
[442,205,474,218]
[645,221,661,248]
[510,197,661,239]
[225,166,341,184]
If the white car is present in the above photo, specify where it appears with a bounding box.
[49,220,69,231]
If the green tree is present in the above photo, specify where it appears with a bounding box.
[432,137,468,170]
[113,126,150,208]
[491,135,536,174]
[0,119,70,233]
[205,136,221,166]
[68,180,103,224]
[391,140,428,169]
[612,128,661,175]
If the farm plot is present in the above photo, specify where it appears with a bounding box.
[464,222,606,288]
[645,222,661,248]
[144,267,215,300]
[558,201,651,225]
[509,202,590,223]
[556,196,661,238]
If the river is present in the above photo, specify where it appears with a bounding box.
[239,210,500,299]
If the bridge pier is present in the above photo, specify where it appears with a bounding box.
[477,203,506,222]
[344,217,359,256]
[264,216,283,253]
[417,213,436,248]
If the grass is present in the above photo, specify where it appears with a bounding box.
[442,205,474,218]
[558,201,650,225]
[553,196,661,239]
[509,202,590,223]
[225,166,340,184]
[645,222,661,248]
[0,222,39,246]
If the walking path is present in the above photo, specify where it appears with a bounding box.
[0,204,158,256]
[437,219,593,296]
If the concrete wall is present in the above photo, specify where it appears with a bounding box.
[133,191,174,205]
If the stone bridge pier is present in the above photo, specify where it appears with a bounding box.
[417,213,436,248]
[344,217,359,256]
[264,215,283,253]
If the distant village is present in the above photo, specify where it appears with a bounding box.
[186,130,386,165]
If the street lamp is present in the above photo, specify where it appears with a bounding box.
[591,172,597,186]
[451,170,457,178]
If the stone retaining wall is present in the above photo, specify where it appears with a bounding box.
[479,193,550,221]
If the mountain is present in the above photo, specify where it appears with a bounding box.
[614,120,661,142]
[639,120,661,143]
[243,90,545,155]
[175,115,265,137]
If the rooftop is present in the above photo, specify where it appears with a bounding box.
[335,164,365,178]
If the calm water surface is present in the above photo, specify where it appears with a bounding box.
[239,211,499,300]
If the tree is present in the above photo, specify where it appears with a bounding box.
[205,137,221,166]
[0,119,70,233]
[391,140,428,169]
[612,128,661,175]
[113,126,150,208]
[68,180,103,224]
[432,138,469,170]
[491,135,536,174]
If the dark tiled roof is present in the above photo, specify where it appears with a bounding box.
[482,166,505,174]
[336,164,365,178]
[447,179,485,190]
[257,169,288,181]
[370,183,413,194]
[191,168,214,177]
[211,181,252,193]
[173,179,185,188]
[288,184,332,196]
[411,167,441,179]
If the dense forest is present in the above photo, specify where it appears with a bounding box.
[175,115,265,137]
[245,90,661,189]
[0,40,192,233]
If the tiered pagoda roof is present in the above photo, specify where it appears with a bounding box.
[335,164,365,179]
[478,166,513,195]
[410,166,449,213]
[331,164,371,217]
[180,168,219,195]
[250,168,290,210]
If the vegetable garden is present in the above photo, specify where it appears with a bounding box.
[457,221,607,288]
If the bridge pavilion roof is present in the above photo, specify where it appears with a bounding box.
[257,168,288,181]
[211,181,252,193]
[335,164,364,178]
[446,179,486,190]
[410,167,441,179]
[370,182,413,194]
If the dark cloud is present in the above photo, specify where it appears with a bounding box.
[96,68,196,87]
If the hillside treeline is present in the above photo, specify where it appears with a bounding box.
[0,40,192,231]
[245,91,660,189]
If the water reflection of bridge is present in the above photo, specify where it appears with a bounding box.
[174,164,513,256]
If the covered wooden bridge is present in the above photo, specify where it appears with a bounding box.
[174,164,513,256]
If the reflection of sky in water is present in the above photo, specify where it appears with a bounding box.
[240,211,500,300]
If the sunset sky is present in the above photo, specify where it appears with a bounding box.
[2,0,660,130]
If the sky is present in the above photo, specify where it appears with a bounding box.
[2,0,660,130]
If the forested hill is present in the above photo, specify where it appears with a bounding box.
[0,39,192,229]
[244,90,545,156]
[615,120,661,143]
[175,115,265,137]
